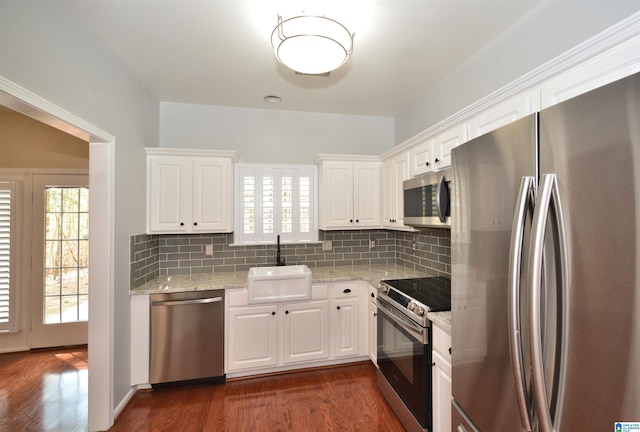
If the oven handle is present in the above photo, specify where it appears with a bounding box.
[377,298,427,343]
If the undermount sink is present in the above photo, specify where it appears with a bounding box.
[247,265,312,304]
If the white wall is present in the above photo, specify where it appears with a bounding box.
[395,1,640,144]
[0,0,159,426]
[160,102,394,163]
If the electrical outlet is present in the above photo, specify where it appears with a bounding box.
[369,239,376,249]
[205,244,213,256]
[412,241,417,254]
[322,240,333,251]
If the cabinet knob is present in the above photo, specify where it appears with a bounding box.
[370,292,375,298]
[435,158,440,163]
[343,288,351,294]
[373,312,377,317]
[337,306,341,310]
[350,219,353,223]
[356,219,359,223]
[193,222,198,226]
[180,222,184,226]
[285,310,289,315]
[426,162,430,167]
[271,311,276,316]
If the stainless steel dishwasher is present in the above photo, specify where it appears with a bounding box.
[149,289,225,385]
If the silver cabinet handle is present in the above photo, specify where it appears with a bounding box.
[528,173,570,432]
[151,296,223,307]
[457,426,468,432]
[508,176,535,431]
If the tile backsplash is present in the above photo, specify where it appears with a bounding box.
[130,229,450,288]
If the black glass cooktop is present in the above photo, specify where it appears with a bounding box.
[383,276,451,312]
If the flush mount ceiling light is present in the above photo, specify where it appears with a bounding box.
[271,14,354,75]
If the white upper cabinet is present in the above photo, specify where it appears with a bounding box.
[434,124,468,169]
[409,123,468,177]
[317,155,381,230]
[540,36,640,109]
[381,152,410,229]
[146,148,236,234]
[470,91,540,139]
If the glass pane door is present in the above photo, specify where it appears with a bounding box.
[44,187,89,323]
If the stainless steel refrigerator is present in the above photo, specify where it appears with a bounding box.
[451,72,640,431]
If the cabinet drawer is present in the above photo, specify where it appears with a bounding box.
[432,324,451,360]
[330,282,359,299]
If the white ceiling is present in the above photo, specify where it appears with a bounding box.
[65,0,540,118]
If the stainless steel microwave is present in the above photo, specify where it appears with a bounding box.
[403,169,452,228]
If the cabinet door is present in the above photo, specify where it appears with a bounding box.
[470,92,538,139]
[541,37,640,109]
[367,300,377,364]
[321,162,354,228]
[333,297,359,358]
[227,305,278,371]
[433,124,468,170]
[147,156,189,233]
[432,350,452,432]
[192,157,231,232]
[352,163,380,227]
[409,140,434,177]
[392,154,409,227]
[283,300,329,364]
[381,160,395,228]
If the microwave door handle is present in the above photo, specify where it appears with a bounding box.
[508,176,535,432]
[436,175,448,223]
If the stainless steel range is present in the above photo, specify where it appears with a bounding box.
[376,276,451,432]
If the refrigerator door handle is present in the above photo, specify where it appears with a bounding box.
[436,174,448,223]
[508,176,536,432]
[528,173,570,432]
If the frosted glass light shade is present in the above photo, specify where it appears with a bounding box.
[271,15,354,75]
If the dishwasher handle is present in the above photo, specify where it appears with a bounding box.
[151,296,223,307]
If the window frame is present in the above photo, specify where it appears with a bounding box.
[234,163,318,244]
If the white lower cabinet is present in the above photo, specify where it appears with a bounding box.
[226,282,368,377]
[227,300,329,373]
[332,296,359,358]
[367,284,378,364]
[431,323,452,432]
[227,304,279,371]
[283,300,330,364]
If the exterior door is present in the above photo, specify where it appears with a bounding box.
[30,174,89,348]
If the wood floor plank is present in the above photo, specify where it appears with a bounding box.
[0,346,88,432]
[110,363,406,432]
[0,348,406,432]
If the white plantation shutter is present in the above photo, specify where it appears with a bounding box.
[0,183,15,332]
[235,164,317,244]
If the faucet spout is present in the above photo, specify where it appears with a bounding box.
[276,234,286,266]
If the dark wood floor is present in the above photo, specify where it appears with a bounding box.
[0,348,405,432]
[0,346,88,432]
[110,362,406,432]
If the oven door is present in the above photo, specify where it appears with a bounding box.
[377,297,432,428]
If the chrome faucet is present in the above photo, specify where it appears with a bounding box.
[276,234,286,266]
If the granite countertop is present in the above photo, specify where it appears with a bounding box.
[131,263,452,334]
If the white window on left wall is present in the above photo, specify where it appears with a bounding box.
[0,182,17,333]
[234,164,318,244]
